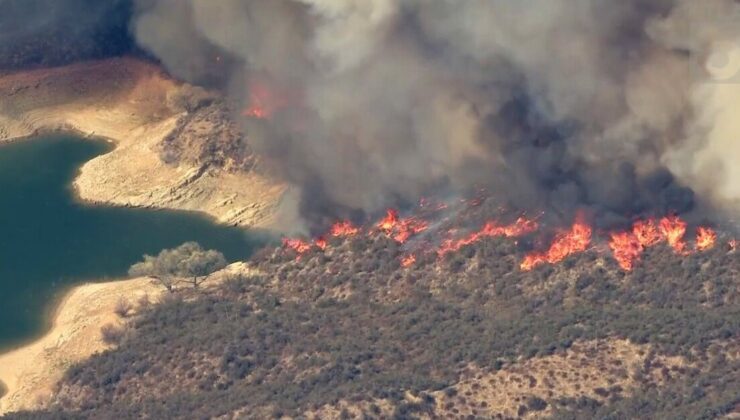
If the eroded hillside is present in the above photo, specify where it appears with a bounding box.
[0,58,284,228]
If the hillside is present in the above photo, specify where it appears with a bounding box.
[7,198,738,419]
[0,57,284,228]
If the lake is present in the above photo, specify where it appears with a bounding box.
[0,135,267,351]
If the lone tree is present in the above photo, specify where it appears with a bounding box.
[129,242,227,292]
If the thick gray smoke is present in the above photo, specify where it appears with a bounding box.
[131,0,740,230]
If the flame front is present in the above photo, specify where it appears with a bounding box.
[633,219,662,247]
[438,217,538,257]
[607,217,719,271]
[282,238,312,255]
[608,232,643,271]
[330,220,360,237]
[315,236,328,251]
[659,215,687,254]
[377,209,429,243]
[520,216,592,271]
[278,200,729,273]
[377,209,399,233]
[696,227,717,252]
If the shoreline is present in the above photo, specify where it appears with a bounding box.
[0,262,253,415]
[0,56,285,229]
[0,58,280,414]
[0,277,163,415]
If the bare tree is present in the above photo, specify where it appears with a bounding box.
[128,242,228,292]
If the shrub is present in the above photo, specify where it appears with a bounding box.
[100,324,124,345]
[114,297,133,318]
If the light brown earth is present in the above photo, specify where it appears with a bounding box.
[0,57,285,228]
[0,277,162,415]
[0,263,253,415]
[0,58,283,414]
[305,339,692,419]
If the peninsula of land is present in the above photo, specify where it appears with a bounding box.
[0,57,285,228]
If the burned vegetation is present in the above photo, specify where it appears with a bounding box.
[11,198,739,420]
[158,86,257,172]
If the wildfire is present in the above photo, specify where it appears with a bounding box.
[315,236,328,251]
[607,216,720,271]
[695,227,717,252]
[659,215,688,254]
[243,105,268,119]
[608,232,643,271]
[633,219,662,247]
[520,216,592,271]
[377,209,399,233]
[242,82,272,119]
[241,75,293,120]
[377,209,429,243]
[282,238,312,255]
[401,254,417,268]
[438,216,538,257]
[278,198,727,274]
[330,220,360,237]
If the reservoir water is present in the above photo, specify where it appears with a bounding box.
[0,135,266,351]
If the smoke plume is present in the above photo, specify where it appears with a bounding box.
[11,0,740,232]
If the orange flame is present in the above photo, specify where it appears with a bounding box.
[608,231,643,271]
[315,236,328,251]
[607,216,713,271]
[438,217,538,257]
[330,220,360,237]
[393,218,429,243]
[283,238,312,255]
[243,106,268,119]
[659,215,687,254]
[377,209,399,233]
[242,82,272,119]
[520,216,592,271]
[695,227,717,251]
[241,76,293,120]
[401,254,417,267]
[633,219,662,247]
[376,209,429,243]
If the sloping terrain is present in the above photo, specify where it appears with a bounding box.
[8,203,737,419]
[0,277,162,415]
[0,57,284,228]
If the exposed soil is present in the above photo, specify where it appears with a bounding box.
[0,57,285,228]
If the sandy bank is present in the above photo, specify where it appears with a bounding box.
[0,58,281,414]
[0,263,254,415]
[0,57,285,228]
[0,277,163,414]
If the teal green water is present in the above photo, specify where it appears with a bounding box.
[0,135,267,351]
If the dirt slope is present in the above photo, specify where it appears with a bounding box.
[0,57,285,228]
